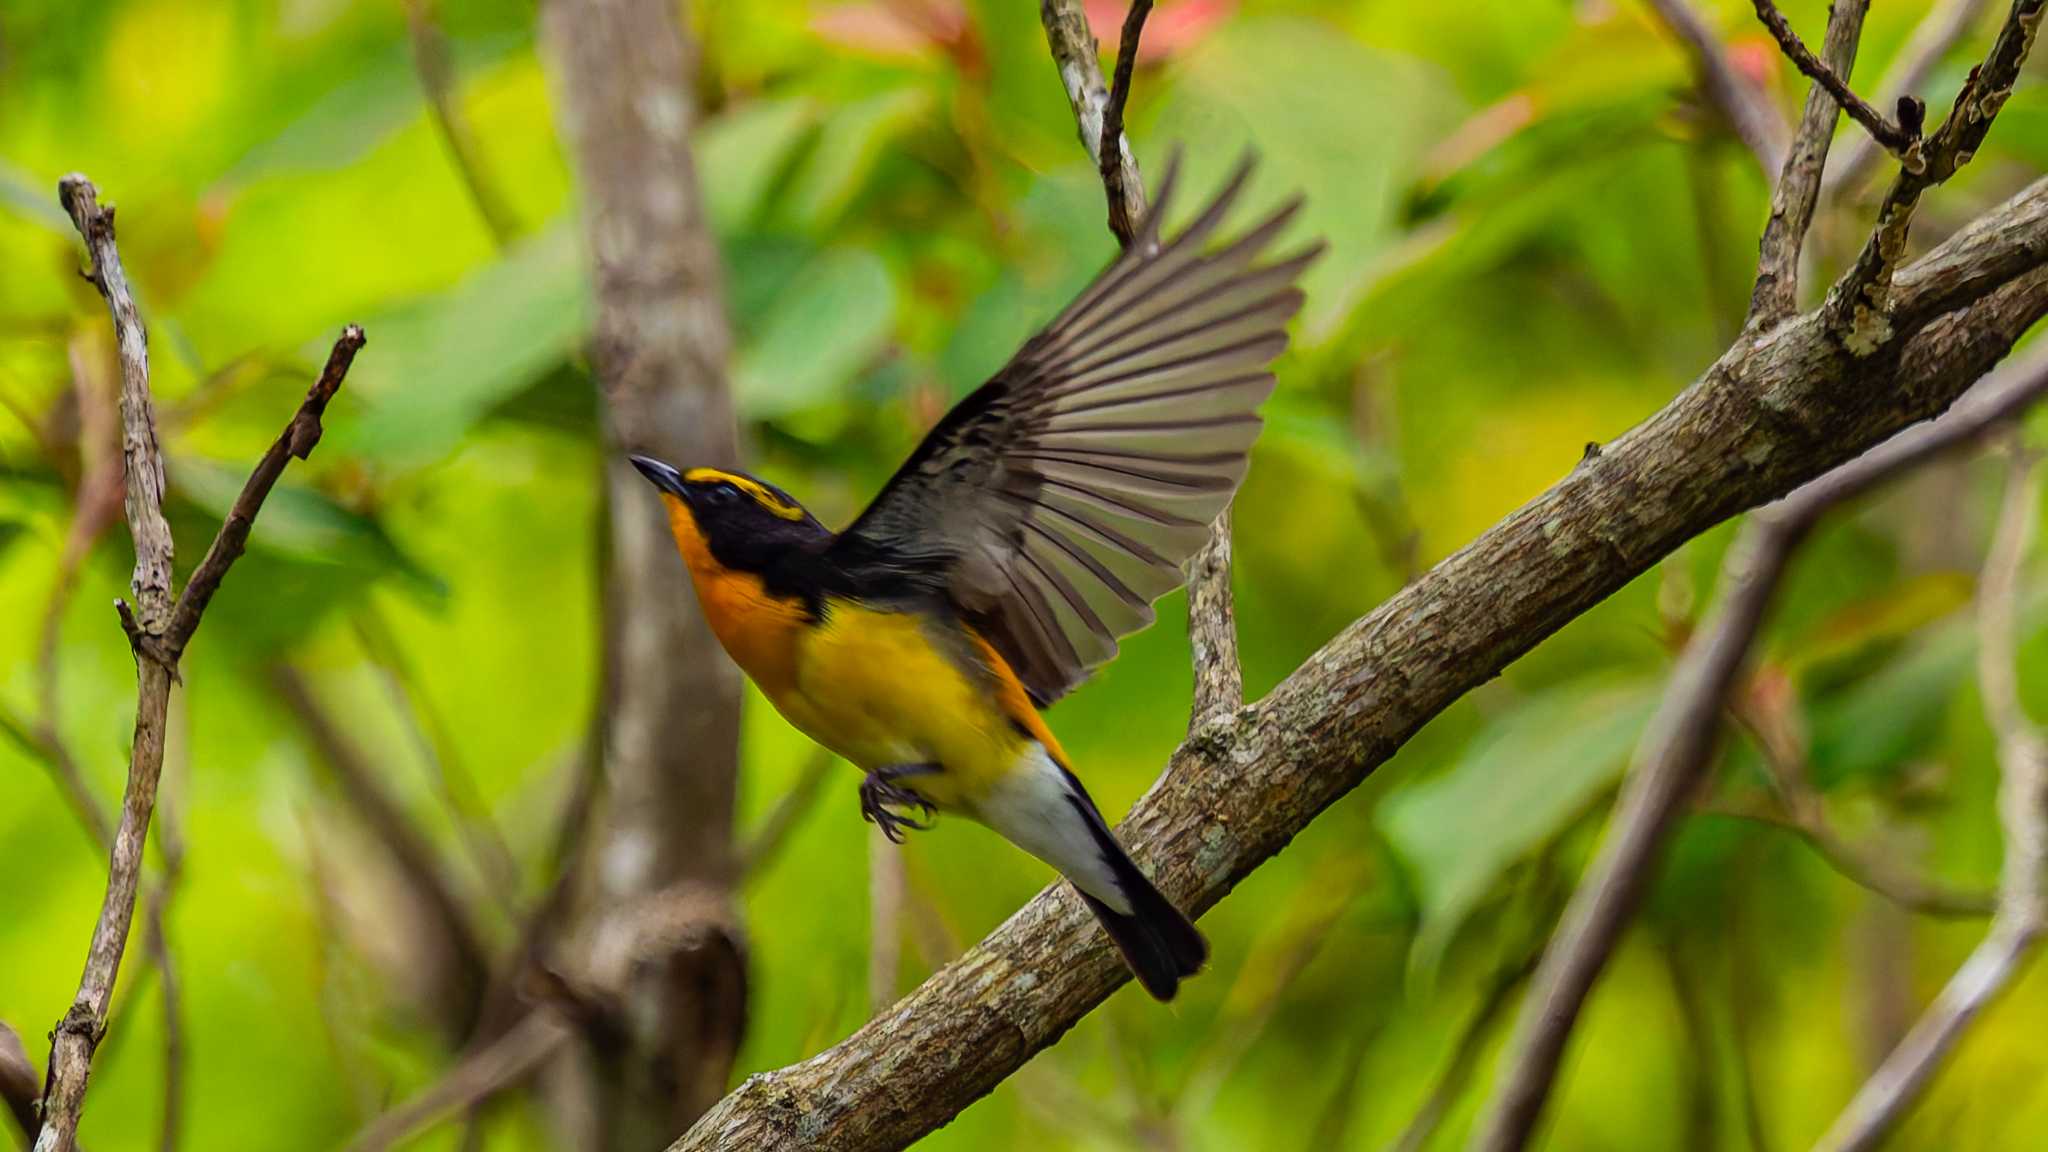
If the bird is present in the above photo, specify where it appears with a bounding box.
[631,158,1316,1000]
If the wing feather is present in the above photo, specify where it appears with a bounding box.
[830,158,1318,704]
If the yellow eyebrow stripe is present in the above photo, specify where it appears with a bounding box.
[683,467,807,522]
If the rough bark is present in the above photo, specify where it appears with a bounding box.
[667,177,2048,1152]
[541,0,747,1144]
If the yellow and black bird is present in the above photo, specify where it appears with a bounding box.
[632,161,1315,1000]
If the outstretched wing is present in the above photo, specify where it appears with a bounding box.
[830,157,1318,706]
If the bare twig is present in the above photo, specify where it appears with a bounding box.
[1470,327,2048,1152]
[342,1008,574,1152]
[402,0,520,246]
[1750,0,1872,325]
[1815,449,2048,1152]
[2,1023,37,1144]
[1822,0,2046,353]
[161,329,364,656]
[1825,0,1997,200]
[1098,1,1152,248]
[1042,0,1147,249]
[1646,0,1789,174]
[37,173,364,1152]
[1750,1,1923,162]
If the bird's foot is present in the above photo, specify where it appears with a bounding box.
[860,763,939,844]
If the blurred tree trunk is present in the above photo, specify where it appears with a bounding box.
[542,0,747,1146]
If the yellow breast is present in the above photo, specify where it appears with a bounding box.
[782,601,1038,811]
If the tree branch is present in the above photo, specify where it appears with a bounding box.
[1646,0,1789,175]
[1750,0,1872,325]
[1042,0,1147,249]
[667,173,2048,1152]
[1097,1,1151,249]
[1814,448,2048,1152]
[1825,0,1997,201]
[37,173,364,1152]
[1750,1,1923,163]
[1822,0,2046,353]
[2,1023,37,1146]
[542,0,747,1140]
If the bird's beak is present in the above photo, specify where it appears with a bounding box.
[630,454,687,497]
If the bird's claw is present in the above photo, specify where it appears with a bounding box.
[860,770,936,844]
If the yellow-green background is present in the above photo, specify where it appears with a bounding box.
[4,0,2047,1148]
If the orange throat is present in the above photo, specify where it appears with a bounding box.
[661,494,807,695]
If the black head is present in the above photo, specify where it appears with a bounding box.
[630,455,827,573]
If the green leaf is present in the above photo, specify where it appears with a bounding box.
[734,247,896,418]
[1378,676,1661,981]
[331,223,589,464]
[169,459,439,594]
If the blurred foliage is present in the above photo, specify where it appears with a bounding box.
[4,1,2048,1149]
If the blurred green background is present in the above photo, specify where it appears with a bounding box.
[5,0,2048,1148]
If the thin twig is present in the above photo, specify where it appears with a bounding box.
[37,174,363,1152]
[1822,0,2046,353]
[2,1023,37,1144]
[1825,0,1997,201]
[1750,1,1923,162]
[1646,0,1788,175]
[342,1009,574,1152]
[1042,0,1147,249]
[161,328,364,657]
[1815,448,2048,1152]
[1098,1,1152,249]
[1749,0,1873,325]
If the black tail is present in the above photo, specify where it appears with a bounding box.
[1064,786,1208,1000]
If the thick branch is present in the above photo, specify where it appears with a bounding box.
[542,0,746,1142]
[670,175,2048,1152]
[1042,0,1146,246]
[1815,450,2048,1151]
[1750,0,1872,325]
[39,174,363,1152]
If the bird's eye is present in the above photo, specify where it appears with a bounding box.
[705,482,741,506]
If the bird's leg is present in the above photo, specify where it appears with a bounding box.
[861,762,940,844]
